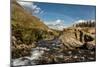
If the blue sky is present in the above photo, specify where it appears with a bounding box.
[33,2,96,25]
[18,1,96,26]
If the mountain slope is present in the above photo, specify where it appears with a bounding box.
[11,0,48,30]
[11,0,58,58]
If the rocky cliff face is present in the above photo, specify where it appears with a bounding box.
[59,27,95,50]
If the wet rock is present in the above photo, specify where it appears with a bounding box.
[68,51,72,54]
[73,56,78,59]
[79,41,95,50]
[80,57,85,61]
[12,43,36,59]
[12,48,45,66]
[90,52,95,55]
[12,57,31,66]
[36,38,62,49]
[84,34,94,42]
[85,41,95,50]
[88,57,95,61]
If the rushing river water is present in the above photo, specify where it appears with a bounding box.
[12,39,95,66]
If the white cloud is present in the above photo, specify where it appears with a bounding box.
[45,19,64,25]
[56,19,62,23]
[17,1,42,14]
[75,20,86,23]
[55,19,64,24]
[74,19,96,24]
[44,19,67,30]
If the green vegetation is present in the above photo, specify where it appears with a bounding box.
[11,0,59,58]
[74,21,95,27]
[11,0,56,44]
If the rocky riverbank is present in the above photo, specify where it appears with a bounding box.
[12,45,95,66]
[12,30,96,66]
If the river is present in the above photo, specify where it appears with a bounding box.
[12,38,95,66]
